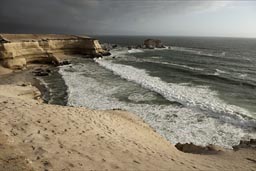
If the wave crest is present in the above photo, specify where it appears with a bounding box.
[95,59,256,128]
[170,46,226,58]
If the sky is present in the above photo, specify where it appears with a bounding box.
[0,0,256,38]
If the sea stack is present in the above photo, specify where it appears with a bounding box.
[144,39,165,49]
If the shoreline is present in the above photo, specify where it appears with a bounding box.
[0,63,256,170]
[0,32,255,170]
[0,62,70,106]
[0,64,53,103]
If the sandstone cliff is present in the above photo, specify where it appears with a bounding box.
[0,34,109,69]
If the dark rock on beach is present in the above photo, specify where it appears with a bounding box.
[232,139,256,150]
[175,143,222,154]
[32,68,51,76]
[56,60,71,66]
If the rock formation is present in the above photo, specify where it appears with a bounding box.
[175,143,223,154]
[232,139,256,150]
[0,34,109,69]
[144,39,165,49]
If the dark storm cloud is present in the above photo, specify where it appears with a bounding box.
[0,0,230,35]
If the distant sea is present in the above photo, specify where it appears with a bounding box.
[42,36,256,148]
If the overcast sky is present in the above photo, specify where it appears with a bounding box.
[0,0,256,37]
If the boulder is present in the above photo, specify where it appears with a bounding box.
[32,68,51,77]
[175,143,222,154]
[233,139,256,150]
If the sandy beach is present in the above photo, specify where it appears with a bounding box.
[0,66,255,171]
[1,0,256,170]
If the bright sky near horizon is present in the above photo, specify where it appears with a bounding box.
[0,0,256,38]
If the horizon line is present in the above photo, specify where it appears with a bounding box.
[89,34,256,39]
[1,32,255,39]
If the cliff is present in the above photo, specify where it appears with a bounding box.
[0,34,109,69]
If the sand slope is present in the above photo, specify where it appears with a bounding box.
[0,85,255,171]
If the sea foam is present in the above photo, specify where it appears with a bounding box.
[59,60,256,148]
[170,46,226,58]
[128,49,144,53]
[95,58,256,128]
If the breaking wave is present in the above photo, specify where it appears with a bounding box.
[170,46,226,58]
[95,59,256,128]
[128,49,144,53]
[58,59,256,149]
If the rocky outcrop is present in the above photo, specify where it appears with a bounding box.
[232,139,256,150]
[0,34,109,69]
[175,143,223,154]
[144,39,165,49]
[176,139,256,154]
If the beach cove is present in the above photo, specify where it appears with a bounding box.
[0,34,256,171]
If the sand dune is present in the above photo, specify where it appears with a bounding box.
[0,84,255,171]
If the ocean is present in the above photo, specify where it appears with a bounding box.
[42,36,256,148]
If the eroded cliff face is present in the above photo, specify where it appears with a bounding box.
[0,34,108,69]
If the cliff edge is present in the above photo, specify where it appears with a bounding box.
[0,34,109,69]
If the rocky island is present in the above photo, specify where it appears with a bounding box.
[128,39,166,50]
[143,39,165,49]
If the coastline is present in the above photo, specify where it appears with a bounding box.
[0,64,53,103]
[0,63,256,170]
